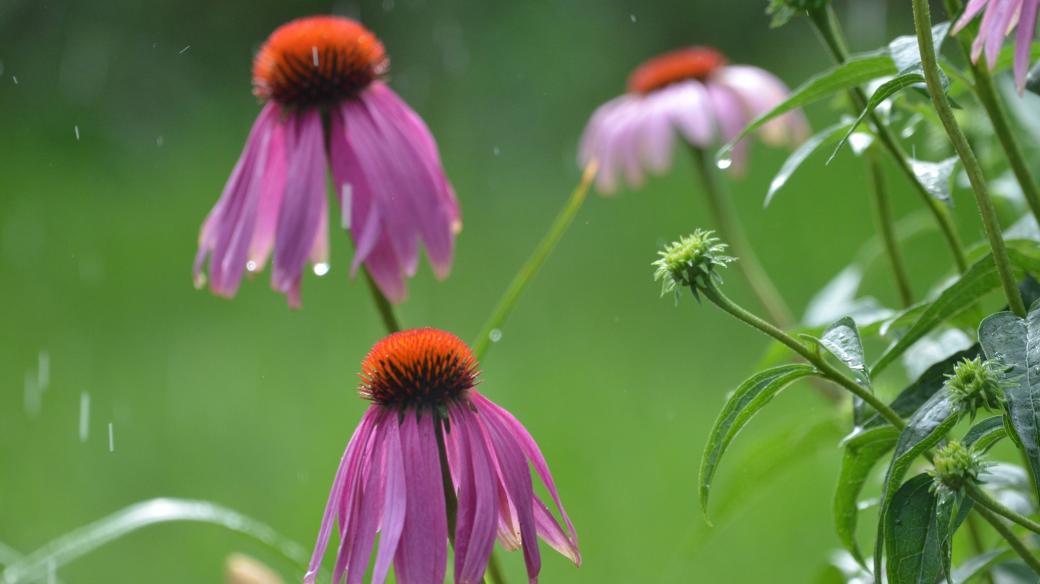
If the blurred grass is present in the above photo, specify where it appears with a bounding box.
[0,0,1009,581]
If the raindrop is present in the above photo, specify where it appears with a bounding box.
[492,146,501,156]
[716,157,732,170]
[79,392,91,442]
[313,262,330,277]
[629,14,637,22]
[341,183,353,229]
[11,75,18,85]
[156,135,164,147]
[245,260,258,272]
[74,125,80,141]
[312,46,319,67]
[193,272,207,290]
[178,45,191,55]
[108,422,115,452]
[489,329,503,343]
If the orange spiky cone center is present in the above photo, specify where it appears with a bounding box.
[627,47,727,94]
[360,328,478,409]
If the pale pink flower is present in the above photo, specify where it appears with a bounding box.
[306,328,580,584]
[578,46,808,193]
[953,0,1039,93]
[194,16,460,307]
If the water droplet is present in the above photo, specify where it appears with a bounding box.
[716,157,732,170]
[492,146,501,156]
[489,329,503,343]
[312,46,319,67]
[108,422,115,452]
[629,13,637,22]
[178,45,191,55]
[313,262,330,277]
[156,135,165,147]
[246,260,258,272]
[79,392,90,442]
[193,272,207,290]
[12,75,18,85]
[73,125,80,141]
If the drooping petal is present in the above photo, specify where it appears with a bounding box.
[577,95,643,194]
[533,498,581,565]
[271,109,328,308]
[371,418,407,584]
[449,404,500,584]
[713,66,808,146]
[1015,0,1039,91]
[953,0,991,33]
[305,407,384,584]
[332,410,385,584]
[705,82,750,174]
[984,0,1020,68]
[471,392,578,556]
[658,80,714,149]
[247,116,287,272]
[394,412,448,584]
[342,424,387,584]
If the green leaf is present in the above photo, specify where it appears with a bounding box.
[699,364,817,521]
[910,157,959,206]
[765,121,852,207]
[884,474,971,584]
[0,498,309,584]
[993,40,1040,72]
[718,51,898,160]
[864,347,979,429]
[951,549,1015,584]
[872,252,1015,376]
[874,388,962,578]
[829,69,929,164]
[819,317,873,425]
[978,306,1040,501]
[963,416,1008,453]
[834,426,899,565]
[888,22,952,71]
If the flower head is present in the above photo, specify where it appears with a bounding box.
[578,46,808,194]
[929,441,986,492]
[953,0,1040,93]
[194,16,460,307]
[306,328,580,584]
[945,356,1011,418]
[653,229,733,298]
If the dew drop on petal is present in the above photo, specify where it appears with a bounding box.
[313,262,330,277]
[489,329,503,343]
[245,260,258,273]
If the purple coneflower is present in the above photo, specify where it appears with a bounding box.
[578,46,808,193]
[194,16,460,307]
[953,0,1039,92]
[306,328,579,584]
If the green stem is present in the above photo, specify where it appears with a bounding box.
[865,147,914,307]
[971,504,1040,574]
[964,513,996,584]
[362,269,402,333]
[472,163,596,361]
[911,0,1027,317]
[945,0,1040,227]
[966,482,1040,535]
[808,5,969,274]
[700,281,900,424]
[689,146,795,327]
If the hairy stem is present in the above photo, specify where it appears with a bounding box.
[972,504,1040,574]
[472,162,597,361]
[944,0,1040,227]
[966,482,1040,535]
[689,146,795,327]
[911,0,1026,316]
[808,5,969,274]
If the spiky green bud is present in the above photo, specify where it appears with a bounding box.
[653,230,734,300]
[929,441,985,492]
[945,356,1011,419]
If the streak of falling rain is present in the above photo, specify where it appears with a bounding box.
[74,125,80,141]
[108,422,115,452]
[79,392,91,442]
[630,14,637,22]
[12,75,18,85]
[156,135,164,147]
[493,146,501,156]
[178,45,191,55]
[312,46,319,67]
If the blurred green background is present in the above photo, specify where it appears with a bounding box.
[0,0,1026,582]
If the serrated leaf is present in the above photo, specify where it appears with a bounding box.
[889,22,952,71]
[834,426,899,565]
[820,317,873,425]
[864,347,979,429]
[951,548,1014,584]
[874,388,962,578]
[718,51,898,160]
[978,306,1040,501]
[963,416,1007,453]
[910,157,959,206]
[884,473,971,584]
[766,122,852,206]
[699,364,816,520]
[829,69,929,164]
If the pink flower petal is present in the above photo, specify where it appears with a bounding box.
[451,404,500,584]
[371,418,406,584]
[714,65,809,146]
[705,82,750,174]
[1016,0,1039,91]
[393,412,448,584]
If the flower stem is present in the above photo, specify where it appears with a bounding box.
[944,0,1040,228]
[807,5,969,274]
[471,162,597,361]
[966,482,1040,535]
[865,146,914,307]
[910,0,1027,317]
[700,281,897,420]
[362,268,402,333]
[971,504,1040,574]
[688,146,795,327]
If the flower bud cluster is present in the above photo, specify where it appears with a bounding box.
[946,356,1011,419]
[653,230,734,299]
[929,441,986,492]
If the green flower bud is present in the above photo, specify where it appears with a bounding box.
[653,230,734,300]
[766,0,830,28]
[929,441,985,492]
[945,356,1011,419]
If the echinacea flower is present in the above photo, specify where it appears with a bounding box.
[953,0,1039,93]
[578,46,808,193]
[306,328,579,584]
[194,16,460,307]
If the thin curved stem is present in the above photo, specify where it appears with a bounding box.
[688,146,795,327]
[362,268,402,333]
[966,482,1040,535]
[944,0,1040,227]
[808,5,969,274]
[472,162,597,361]
[865,147,914,307]
[911,0,1027,317]
[700,281,899,421]
[972,504,1040,574]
